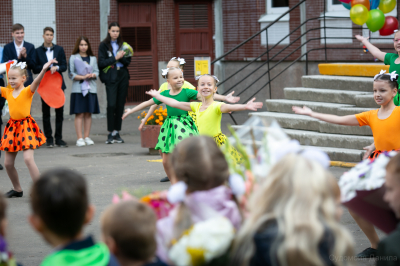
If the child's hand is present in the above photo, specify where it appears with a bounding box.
[363,143,375,160]
[245,98,263,111]
[115,51,126,60]
[122,108,132,120]
[225,91,240,103]
[292,106,312,116]
[355,35,369,42]
[146,89,160,98]
[43,59,58,70]
[139,119,146,131]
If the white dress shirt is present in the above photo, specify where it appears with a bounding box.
[45,46,57,69]
[14,41,24,57]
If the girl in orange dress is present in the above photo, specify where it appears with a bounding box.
[1,60,54,198]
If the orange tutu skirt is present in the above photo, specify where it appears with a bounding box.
[0,115,46,152]
[370,149,400,160]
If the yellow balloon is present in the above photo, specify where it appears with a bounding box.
[379,0,396,13]
[350,4,370,25]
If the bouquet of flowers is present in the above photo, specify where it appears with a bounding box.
[338,151,399,233]
[168,216,235,266]
[0,235,17,266]
[102,42,134,73]
[137,105,168,126]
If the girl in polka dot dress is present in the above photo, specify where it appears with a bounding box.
[1,60,55,198]
[123,67,203,182]
[146,74,263,164]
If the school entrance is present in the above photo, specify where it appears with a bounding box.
[119,2,158,103]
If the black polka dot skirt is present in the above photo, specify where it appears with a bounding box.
[0,116,46,152]
[213,133,243,164]
[155,115,199,154]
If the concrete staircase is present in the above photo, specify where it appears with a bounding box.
[249,75,378,162]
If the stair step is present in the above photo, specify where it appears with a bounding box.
[303,146,365,163]
[355,94,379,108]
[284,87,371,105]
[283,129,373,150]
[337,107,375,116]
[302,75,373,92]
[266,99,354,115]
[249,112,372,136]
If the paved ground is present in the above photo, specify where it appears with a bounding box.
[0,110,385,266]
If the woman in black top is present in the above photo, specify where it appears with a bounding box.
[98,22,131,144]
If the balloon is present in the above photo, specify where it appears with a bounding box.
[339,0,352,3]
[379,16,399,36]
[351,0,370,10]
[370,0,380,9]
[342,2,352,9]
[378,0,396,13]
[366,9,385,32]
[350,4,370,25]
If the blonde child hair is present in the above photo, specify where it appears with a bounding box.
[231,154,354,266]
[9,64,28,80]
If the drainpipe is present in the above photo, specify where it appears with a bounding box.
[214,0,225,93]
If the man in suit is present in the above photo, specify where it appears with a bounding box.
[376,153,400,266]
[33,27,68,148]
[3,23,35,86]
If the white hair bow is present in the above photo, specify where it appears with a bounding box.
[11,61,27,70]
[374,70,398,81]
[171,57,186,65]
[195,74,220,83]
[161,68,169,77]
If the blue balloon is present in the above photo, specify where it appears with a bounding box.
[342,2,351,9]
[370,0,380,9]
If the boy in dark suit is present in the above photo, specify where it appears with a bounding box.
[376,153,400,266]
[2,23,36,86]
[33,27,68,148]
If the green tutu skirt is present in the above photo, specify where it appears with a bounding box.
[155,115,199,154]
[214,133,243,164]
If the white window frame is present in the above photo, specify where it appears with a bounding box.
[266,0,289,15]
[327,0,347,12]
[362,9,398,43]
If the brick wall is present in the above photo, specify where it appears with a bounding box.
[156,0,176,61]
[55,0,100,58]
[0,0,13,47]
[108,0,119,26]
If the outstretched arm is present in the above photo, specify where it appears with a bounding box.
[213,91,240,103]
[220,98,263,113]
[139,104,159,130]
[146,90,191,111]
[122,98,156,120]
[355,35,386,62]
[31,58,57,93]
[292,106,359,126]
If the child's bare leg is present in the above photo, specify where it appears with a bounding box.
[83,113,92,138]
[161,153,173,182]
[349,209,379,248]
[4,151,21,191]
[23,149,40,182]
[75,113,84,139]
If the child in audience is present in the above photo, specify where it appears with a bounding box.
[0,193,22,266]
[156,136,242,263]
[101,201,168,266]
[29,168,120,266]
[376,152,400,266]
[230,154,354,266]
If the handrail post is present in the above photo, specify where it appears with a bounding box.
[266,28,272,100]
[306,53,308,75]
[323,0,327,62]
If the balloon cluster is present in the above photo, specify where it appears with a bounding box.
[340,0,398,36]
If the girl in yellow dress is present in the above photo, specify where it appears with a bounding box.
[146,74,263,163]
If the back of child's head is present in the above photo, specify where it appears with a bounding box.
[374,72,399,89]
[101,201,157,262]
[31,168,88,239]
[169,135,229,192]
[0,193,6,225]
[387,152,400,177]
[231,154,354,266]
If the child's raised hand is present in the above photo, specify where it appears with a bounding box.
[146,89,160,98]
[245,98,263,111]
[122,108,132,120]
[355,35,369,42]
[292,106,312,116]
[43,59,58,70]
[225,91,240,103]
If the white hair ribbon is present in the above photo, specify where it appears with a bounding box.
[374,70,398,81]
[11,61,27,70]
[167,181,188,204]
[390,71,398,81]
[170,57,186,65]
[229,174,245,197]
[161,68,169,77]
[374,70,387,80]
[195,74,220,83]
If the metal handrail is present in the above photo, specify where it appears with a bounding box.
[213,0,394,124]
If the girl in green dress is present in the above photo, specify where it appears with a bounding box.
[122,67,201,182]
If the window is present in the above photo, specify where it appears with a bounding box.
[327,0,347,12]
[321,0,352,44]
[259,0,290,45]
[362,9,397,43]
